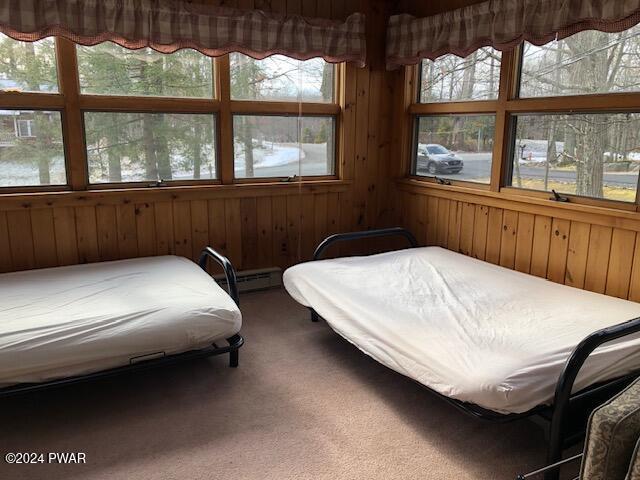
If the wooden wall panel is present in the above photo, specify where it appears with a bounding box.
[399,188,640,302]
[0,212,12,272]
[31,209,58,268]
[530,216,552,278]
[565,222,590,289]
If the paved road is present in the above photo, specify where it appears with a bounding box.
[234,143,330,179]
[418,152,639,188]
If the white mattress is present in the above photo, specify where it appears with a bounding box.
[283,247,640,414]
[0,256,242,386]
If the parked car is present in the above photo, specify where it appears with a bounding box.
[417,144,464,174]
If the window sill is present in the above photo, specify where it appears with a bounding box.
[397,177,640,231]
[0,179,351,211]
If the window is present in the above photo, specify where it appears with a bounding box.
[0,39,340,191]
[233,115,334,178]
[414,115,495,184]
[0,34,58,93]
[0,110,65,187]
[76,43,213,98]
[508,27,640,202]
[520,26,640,98]
[230,54,334,102]
[509,113,640,202]
[229,53,338,179]
[85,112,216,184]
[16,119,34,137]
[410,25,640,208]
[419,47,501,103]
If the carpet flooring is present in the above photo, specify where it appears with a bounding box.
[0,288,578,480]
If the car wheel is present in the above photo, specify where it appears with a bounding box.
[427,162,438,175]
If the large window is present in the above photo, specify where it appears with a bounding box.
[0,37,339,191]
[85,112,217,183]
[229,55,336,179]
[414,115,495,184]
[77,43,214,98]
[419,47,501,103]
[230,54,333,103]
[412,26,640,207]
[233,115,334,178]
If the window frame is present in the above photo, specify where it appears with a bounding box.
[0,38,343,194]
[407,43,640,213]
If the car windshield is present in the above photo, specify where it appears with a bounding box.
[427,145,449,155]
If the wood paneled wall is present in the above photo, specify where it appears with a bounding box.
[0,0,396,274]
[399,185,640,302]
[0,187,349,274]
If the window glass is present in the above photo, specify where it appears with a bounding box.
[414,115,495,184]
[0,110,65,187]
[77,43,213,98]
[233,115,334,178]
[230,54,334,103]
[84,112,216,183]
[419,48,501,103]
[0,35,58,93]
[510,113,640,202]
[520,26,640,97]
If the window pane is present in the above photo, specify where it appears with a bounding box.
[77,43,213,98]
[0,35,58,93]
[419,48,501,103]
[510,113,640,202]
[414,115,495,184]
[84,112,216,183]
[520,26,640,97]
[230,54,334,102]
[0,110,65,187]
[233,115,334,178]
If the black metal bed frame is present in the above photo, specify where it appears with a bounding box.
[0,246,244,398]
[309,227,640,480]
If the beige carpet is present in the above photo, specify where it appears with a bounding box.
[0,289,578,480]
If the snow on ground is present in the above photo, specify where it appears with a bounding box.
[0,156,66,186]
[234,142,306,172]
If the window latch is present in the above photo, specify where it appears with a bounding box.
[549,189,569,203]
[281,175,299,183]
[434,176,451,186]
[148,179,167,188]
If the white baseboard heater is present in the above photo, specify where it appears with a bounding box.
[214,267,282,293]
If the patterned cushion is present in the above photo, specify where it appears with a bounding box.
[581,378,640,480]
[625,438,640,480]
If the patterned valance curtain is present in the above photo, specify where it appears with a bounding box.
[0,0,367,66]
[386,0,640,69]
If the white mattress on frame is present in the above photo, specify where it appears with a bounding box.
[0,256,242,386]
[283,247,640,414]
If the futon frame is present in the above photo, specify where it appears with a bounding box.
[309,227,640,480]
[0,246,244,398]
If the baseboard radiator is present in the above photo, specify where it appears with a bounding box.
[214,267,282,293]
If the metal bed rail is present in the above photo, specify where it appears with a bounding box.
[0,246,244,398]
[306,227,640,480]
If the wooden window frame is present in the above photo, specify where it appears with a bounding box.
[0,38,343,194]
[406,44,640,213]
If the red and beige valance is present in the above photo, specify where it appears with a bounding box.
[386,0,640,69]
[0,0,367,66]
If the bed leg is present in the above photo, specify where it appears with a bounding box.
[544,410,566,480]
[225,334,243,368]
[229,349,239,368]
[310,309,319,322]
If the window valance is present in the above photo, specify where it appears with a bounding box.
[386,0,640,69]
[0,0,367,67]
